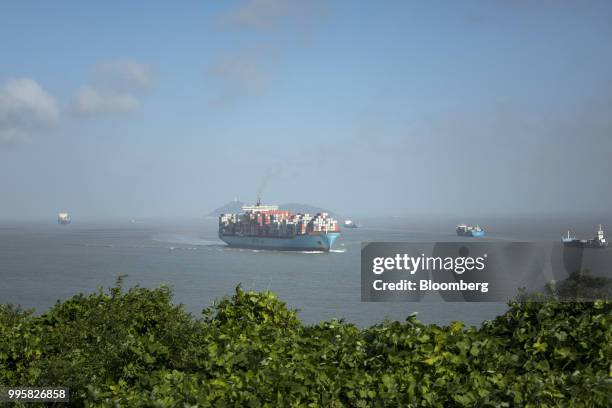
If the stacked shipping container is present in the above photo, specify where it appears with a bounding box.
[219,209,340,238]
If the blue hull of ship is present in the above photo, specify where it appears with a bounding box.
[219,232,340,252]
[457,230,486,237]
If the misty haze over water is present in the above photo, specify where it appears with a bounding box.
[2,214,610,326]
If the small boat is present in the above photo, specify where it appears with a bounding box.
[562,225,608,248]
[58,212,71,225]
[344,220,357,228]
[456,224,485,237]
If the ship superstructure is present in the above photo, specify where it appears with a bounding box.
[218,199,340,251]
[456,224,485,237]
[562,225,608,249]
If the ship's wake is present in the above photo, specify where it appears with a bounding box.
[152,233,223,247]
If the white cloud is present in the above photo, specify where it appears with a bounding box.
[212,1,328,104]
[72,59,153,116]
[74,86,140,115]
[1,60,153,145]
[209,50,270,103]
[93,59,154,91]
[0,78,59,145]
[222,0,326,30]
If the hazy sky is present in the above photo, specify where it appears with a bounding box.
[1,1,611,219]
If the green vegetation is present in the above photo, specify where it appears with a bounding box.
[1,280,611,407]
[546,270,612,301]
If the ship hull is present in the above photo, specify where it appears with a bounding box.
[563,240,608,249]
[457,230,485,237]
[219,232,340,252]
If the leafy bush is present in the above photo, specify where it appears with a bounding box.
[1,281,610,407]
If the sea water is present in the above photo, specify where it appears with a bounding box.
[1,214,609,326]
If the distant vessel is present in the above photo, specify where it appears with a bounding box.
[344,220,357,228]
[218,197,340,251]
[456,224,485,237]
[57,212,71,225]
[562,225,608,249]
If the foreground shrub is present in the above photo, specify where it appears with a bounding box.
[0,282,610,407]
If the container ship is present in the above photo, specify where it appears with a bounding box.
[562,225,608,249]
[57,212,71,225]
[456,224,485,237]
[218,199,340,251]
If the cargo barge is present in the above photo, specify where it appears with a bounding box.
[562,225,608,249]
[456,224,485,237]
[218,199,340,251]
